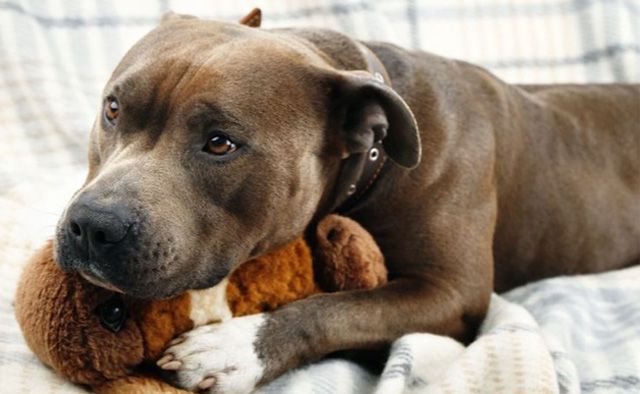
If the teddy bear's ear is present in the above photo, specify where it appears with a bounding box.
[314,215,387,291]
[239,8,262,27]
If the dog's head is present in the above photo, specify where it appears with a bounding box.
[54,11,419,298]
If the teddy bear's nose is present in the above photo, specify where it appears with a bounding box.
[66,196,132,259]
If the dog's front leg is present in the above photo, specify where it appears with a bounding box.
[160,270,491,393]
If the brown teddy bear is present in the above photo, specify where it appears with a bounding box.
[14,214,386,393]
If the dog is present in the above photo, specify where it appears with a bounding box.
[53,8,640,393]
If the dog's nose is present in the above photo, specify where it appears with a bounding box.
[66,199,131,257]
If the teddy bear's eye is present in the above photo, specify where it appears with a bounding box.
[97,296,127,333]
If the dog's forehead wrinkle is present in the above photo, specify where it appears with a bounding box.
[108,48,159,89]
[186,97,245,131]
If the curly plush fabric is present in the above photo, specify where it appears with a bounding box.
[94,375,189,394]
[226,238,320,316]
[314,215,386,291]
[135,293,193,361]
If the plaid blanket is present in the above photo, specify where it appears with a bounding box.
[1,0,639,393]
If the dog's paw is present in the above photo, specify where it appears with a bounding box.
[158,314,266,394]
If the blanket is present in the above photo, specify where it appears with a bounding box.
[1,1,639,393]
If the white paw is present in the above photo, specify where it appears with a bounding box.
[158,314,266,394]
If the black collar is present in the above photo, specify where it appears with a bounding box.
[332,42,391,214]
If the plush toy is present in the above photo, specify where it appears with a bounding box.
[14,214,386,393]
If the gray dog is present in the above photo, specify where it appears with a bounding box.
[54,9,640,393]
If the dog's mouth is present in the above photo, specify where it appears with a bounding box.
[79,267,124,293]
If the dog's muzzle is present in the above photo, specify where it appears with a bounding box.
[57,193,137,286]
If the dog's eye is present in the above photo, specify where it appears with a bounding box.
[104,96,119,125]
[204,134,237,156]
[97,295,127,333]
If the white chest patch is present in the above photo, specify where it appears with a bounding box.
[159,313,267,394]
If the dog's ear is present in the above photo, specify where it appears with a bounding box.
[330,71,421,168]
[239,8,262,27]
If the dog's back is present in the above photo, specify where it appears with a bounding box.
[492,84,640,289]
[365,41,640,290]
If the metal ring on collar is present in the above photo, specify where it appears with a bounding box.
[369,147,380,161]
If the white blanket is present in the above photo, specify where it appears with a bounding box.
[257,268,640,394]
[1,1,639,393]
